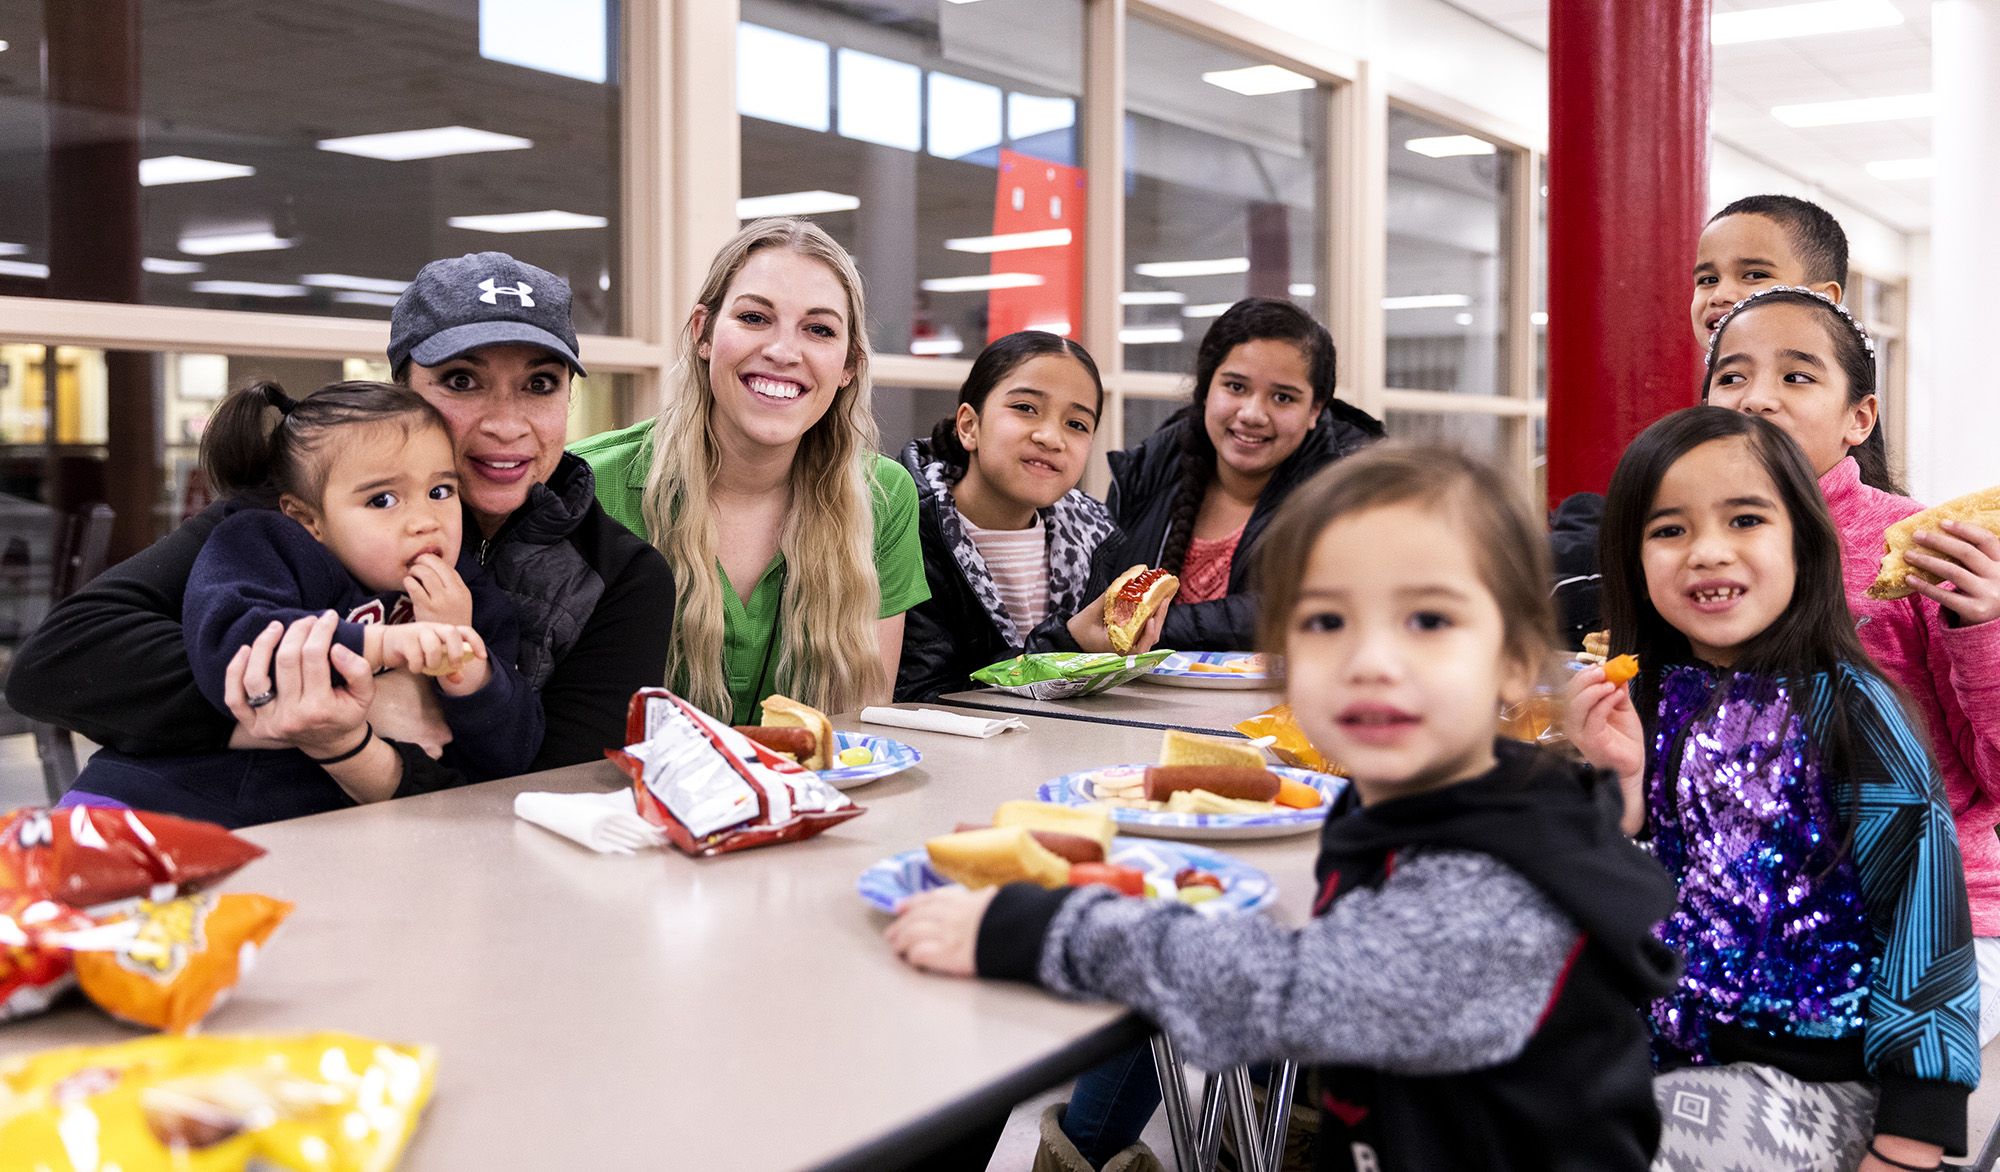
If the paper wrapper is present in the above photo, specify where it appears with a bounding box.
[607,688,864,857]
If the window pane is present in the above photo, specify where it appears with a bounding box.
[1384,410,1505,467]
[1385,110,1511,397]
[872,384,959,460]
[1123,21,1326,374]
[0,1,623,332]
[738,0,1086,366]
[1122,395,1188,448]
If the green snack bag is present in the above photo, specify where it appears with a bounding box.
[970,650,1174,700]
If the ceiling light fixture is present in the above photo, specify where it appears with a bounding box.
[944,228,1072,253]
[910,337,967,354]
[333,291,404,307]
[1382,294,1472,310]
[920,273,1046,293]
[1712,0,1902,44]
[1120,291,1186,305]
[1200,64,1314,96]
[1772,92,1932,127]
[0,260,48,279]
[178,230,295,255]
[1405,135,1495,158]
[1182,303,1233,318]
[736,190,860,219]
[143,258,205,274]
[191,280,307,297]
[0,243,24,256]
[1289,283,1317,297]
[1531,311,1549,326]
[1866,157,1936,180]
[318,126,533,161]
[1119,326,1185,345]
[301,273,410,294]
[139,156,255,186]
[1133,257,1249,278]
[447,210,607,233]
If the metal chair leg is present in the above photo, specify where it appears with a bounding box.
[1258,1061,1298,1172]
[1152,1034,1202,1172]
[1225,1067,1268,1172]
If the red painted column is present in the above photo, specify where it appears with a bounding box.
[1545,0,1711,506]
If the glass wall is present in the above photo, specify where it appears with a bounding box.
[1383,108,1510,398]
[737,0,1085,360]
[1122,18,1325,376]
[0,0,623,333]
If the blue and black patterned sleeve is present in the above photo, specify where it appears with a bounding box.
[1812,664,1980,1150]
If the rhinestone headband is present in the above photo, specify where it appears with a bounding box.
[1706,284,1876,361]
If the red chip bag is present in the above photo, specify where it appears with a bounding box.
[0,807,266,908]
[0,894,97,1022]
[608,688,864,857]
[70,892,293,1033]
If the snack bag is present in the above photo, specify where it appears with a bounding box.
[1232,704,1344,775]
[970,650,1174,701]
[70,892,294,1032]
[1499,686,1571,750]
[0,806,266,908]
[608,688,865,858]
[0,894,102,1022]
[0,1030,437,1172]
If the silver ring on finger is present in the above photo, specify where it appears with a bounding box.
[246,687,278,709]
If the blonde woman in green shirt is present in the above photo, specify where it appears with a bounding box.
[572,218,928,724]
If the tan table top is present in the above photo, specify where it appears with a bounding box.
[0,706,1323,1172]
[942,681,1287,737]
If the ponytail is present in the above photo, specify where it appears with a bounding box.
[926,331,1102,476]
[198,379,450,508]
[928,415,972,473]
[200,381,293,503]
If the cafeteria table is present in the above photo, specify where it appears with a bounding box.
[941,680,1285,738]
[0,705,1324,1172]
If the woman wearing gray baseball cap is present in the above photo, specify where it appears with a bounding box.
[8,252,675,795]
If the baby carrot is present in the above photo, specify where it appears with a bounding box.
[1603,654,1640,687]
[1275,778,1324,809]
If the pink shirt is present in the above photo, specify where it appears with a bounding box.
[959,512,1050,634]
[1179,526,1244,605]
[1822,457,2000,934]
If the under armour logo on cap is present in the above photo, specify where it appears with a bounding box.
[478,278,535,307]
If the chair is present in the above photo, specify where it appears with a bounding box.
[32,503,114,802]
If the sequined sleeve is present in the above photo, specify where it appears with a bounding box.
[1811,664,1981,1143]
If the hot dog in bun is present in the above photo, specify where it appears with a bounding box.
[1103,565,1179,653]
[759,694,834,770]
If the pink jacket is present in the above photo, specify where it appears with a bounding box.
[1822,457,2000,934]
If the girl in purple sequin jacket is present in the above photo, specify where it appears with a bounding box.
[1569,407,1978,1172]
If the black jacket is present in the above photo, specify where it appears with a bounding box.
[7,453,674,779]
[1549,492,1604,652]
[893,439,1115,702]
[1027,402,1381,653]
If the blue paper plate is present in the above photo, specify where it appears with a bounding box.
[814,731,921,789]
[1038,764,1342,840]
[1142,651,1272,689]
[857,837,1275,915]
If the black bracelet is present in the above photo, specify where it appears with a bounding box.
[306,723,374,766]
[1867,1142,1944,1172]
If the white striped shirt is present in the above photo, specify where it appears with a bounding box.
[959,511,1050,633]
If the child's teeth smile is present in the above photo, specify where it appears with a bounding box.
[1690,586,1744,604]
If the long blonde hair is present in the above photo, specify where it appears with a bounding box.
[641,218,884,718]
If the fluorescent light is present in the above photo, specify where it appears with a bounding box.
[1201,65,1314,96]
[1120,290,1186,305]
[736,190,859,219]
[929,72,1003,160]
[1382,294,1472,310]
[0,41,9,51]
[1009,92,1075,141]
[1712,0,1902,44]
[921,273,1046,293]
[302,273,409,294]
[333,290,404,307]
[179,230,294,255]
[479,0,606,83]
[1183,303,1233,318]
[1406,135,1495,158]
[737,23,830,132]
[0,242,23,256]
[1120,326,1185,345]
[1027,318,1072,335]
[837,48,921,152]
[1454,313,1475,326]
[1531,311,1549,326]
[1289,283,1316,297]
[448,210,606,232]
[139,156,255,186]
[191,280,307,297]
[143,257,204,274]
[945,228,1072,253]
[1867,157,1936,180]
[318,126,533,161]
[1772,93,1932,127]
[1133,257,1249,278]
[0,260,48,278]
[910,337,966,355]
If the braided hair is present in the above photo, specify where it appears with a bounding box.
[1701,285,1902,496]
[1157,298,1336,574]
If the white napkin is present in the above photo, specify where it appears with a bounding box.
[514,789,666,854]
[859,706,1027,739]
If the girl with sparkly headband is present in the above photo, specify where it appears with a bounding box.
[1705,286,2000,1049]
[1567,406,1978,1172]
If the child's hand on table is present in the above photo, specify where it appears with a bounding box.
[404,553,474,626]
[1565,663,1647,834]
[1904,519,2000,627]
[886,886,998,977]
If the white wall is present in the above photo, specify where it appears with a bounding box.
[1710,141,1909,279]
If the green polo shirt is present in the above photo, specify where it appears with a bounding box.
[570,421,929,723]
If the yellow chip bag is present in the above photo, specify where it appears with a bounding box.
[1233,704,1344,776]
[71,892,292,1033]
[0,1031,436,1172]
